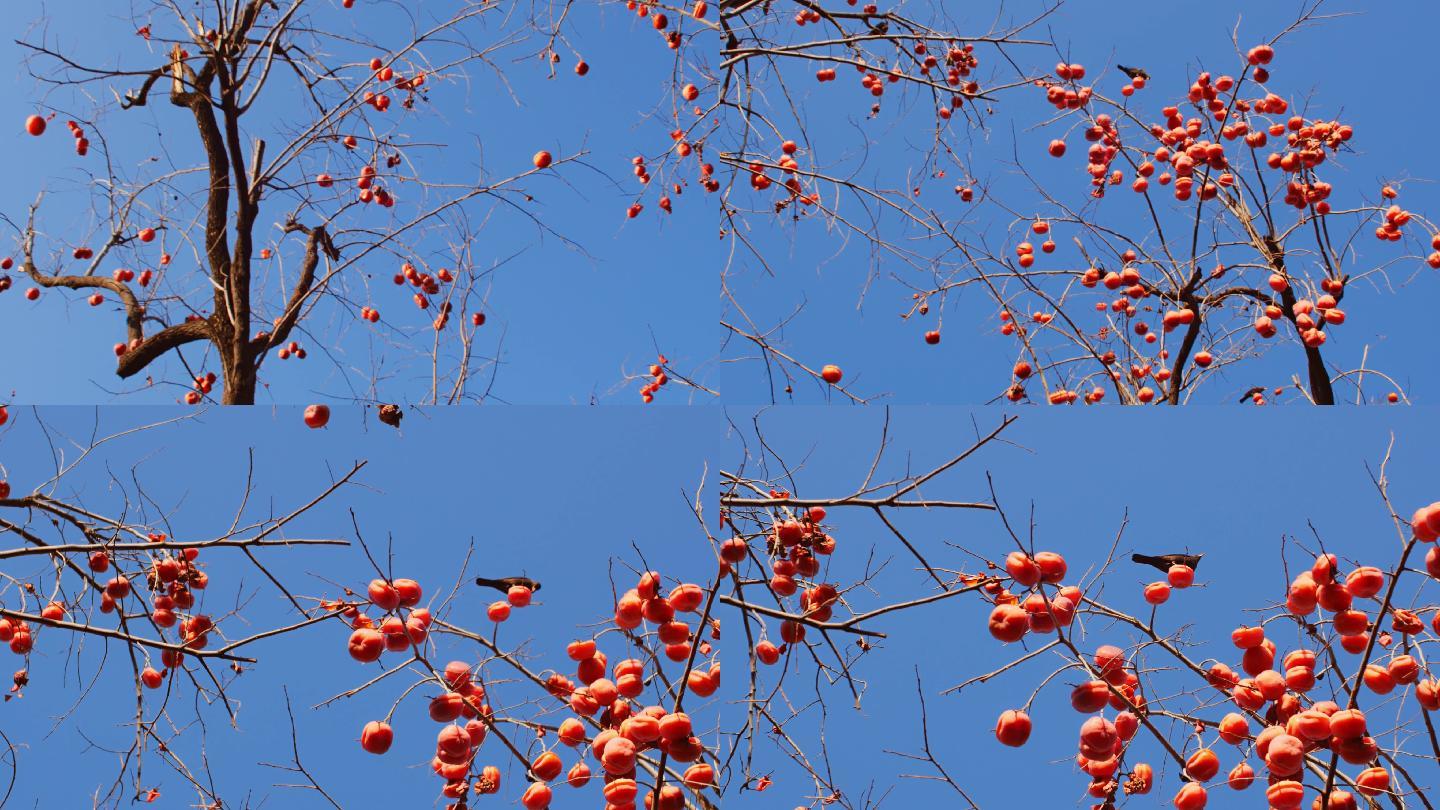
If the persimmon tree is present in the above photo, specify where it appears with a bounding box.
[719,415,1440,808]
[0,409,726,809]
[0,412,362,804]
[715,0,1051,403]
[715,1,1436,405]
[2,0,717,405]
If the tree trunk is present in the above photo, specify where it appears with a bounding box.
[1303,344,1335,405]
[222,353,257,404]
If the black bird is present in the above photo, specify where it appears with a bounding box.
[1117,65,1149,81]
[1132,553,1203,573]
[1239,386,1266,403]
[475,576,542,593]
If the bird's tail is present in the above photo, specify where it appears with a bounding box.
[1131,553,1161,567]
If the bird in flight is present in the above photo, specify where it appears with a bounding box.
[475,576,542,593]
[1117,64,1150,81]
[1131,553,1203,573]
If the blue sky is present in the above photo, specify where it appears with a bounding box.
[0,405,723,807]
[725,406,1440,807]
[0,2,714,405]
[717,0,1440,405]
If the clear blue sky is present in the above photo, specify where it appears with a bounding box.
[727,406,1440,807]
[0,2,715,405]
[717,0,1440,405]
[0,405,723,806]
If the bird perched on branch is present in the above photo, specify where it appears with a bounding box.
[1117,64,1149,81]
[475,576,542,593]
[1239,386,1266,403]
[1131,553,1202,573]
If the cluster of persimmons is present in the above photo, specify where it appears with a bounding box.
[1,529,219,698]
[336,569,718,809]
[782,37,1431,403]
[980,502,1440,809]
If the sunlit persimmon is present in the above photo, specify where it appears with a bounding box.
[1267,780,1305,810]
[1173,782,1208,809]
[1230,625,1264,649]
[1032,551,1066,582]
[303,404,329,428]
[1344,566,1383,598]
[1070,680,1110,713]
[1332,608,1368,636]
[1363,663,1394,695]
[348,628,384,662]
[1414,679,1440,711]
[1328,707,1367,740]
[361,720,393,754]
[988,604,1029,642]
[994,709,1031,746]
[1005,551,1040,586]
[1143,581,1170,604]
[1184,748,1219,782]
[1093,644,1126,677]
[1217,712,1249,744]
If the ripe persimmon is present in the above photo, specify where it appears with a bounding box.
[1070,680,1110,713]
[1173,782,1208,809]
[520,782,552,809]
[994,709,1031,746]
[1230,626,1264,649]
[1143,582,1170,604]
[1093,645,1126,676]
[987,604,1029,642]
[368,579,400,610]
[1034,551,1067,582]
[1005,552,1041,586]
[361,720,393,754]
[348,628,384,662]
[1217,712,1249,744]
[1185,748,1220,782]
[755,640,780,665]
[1342,567,1384,600]
[303,404,329,428]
